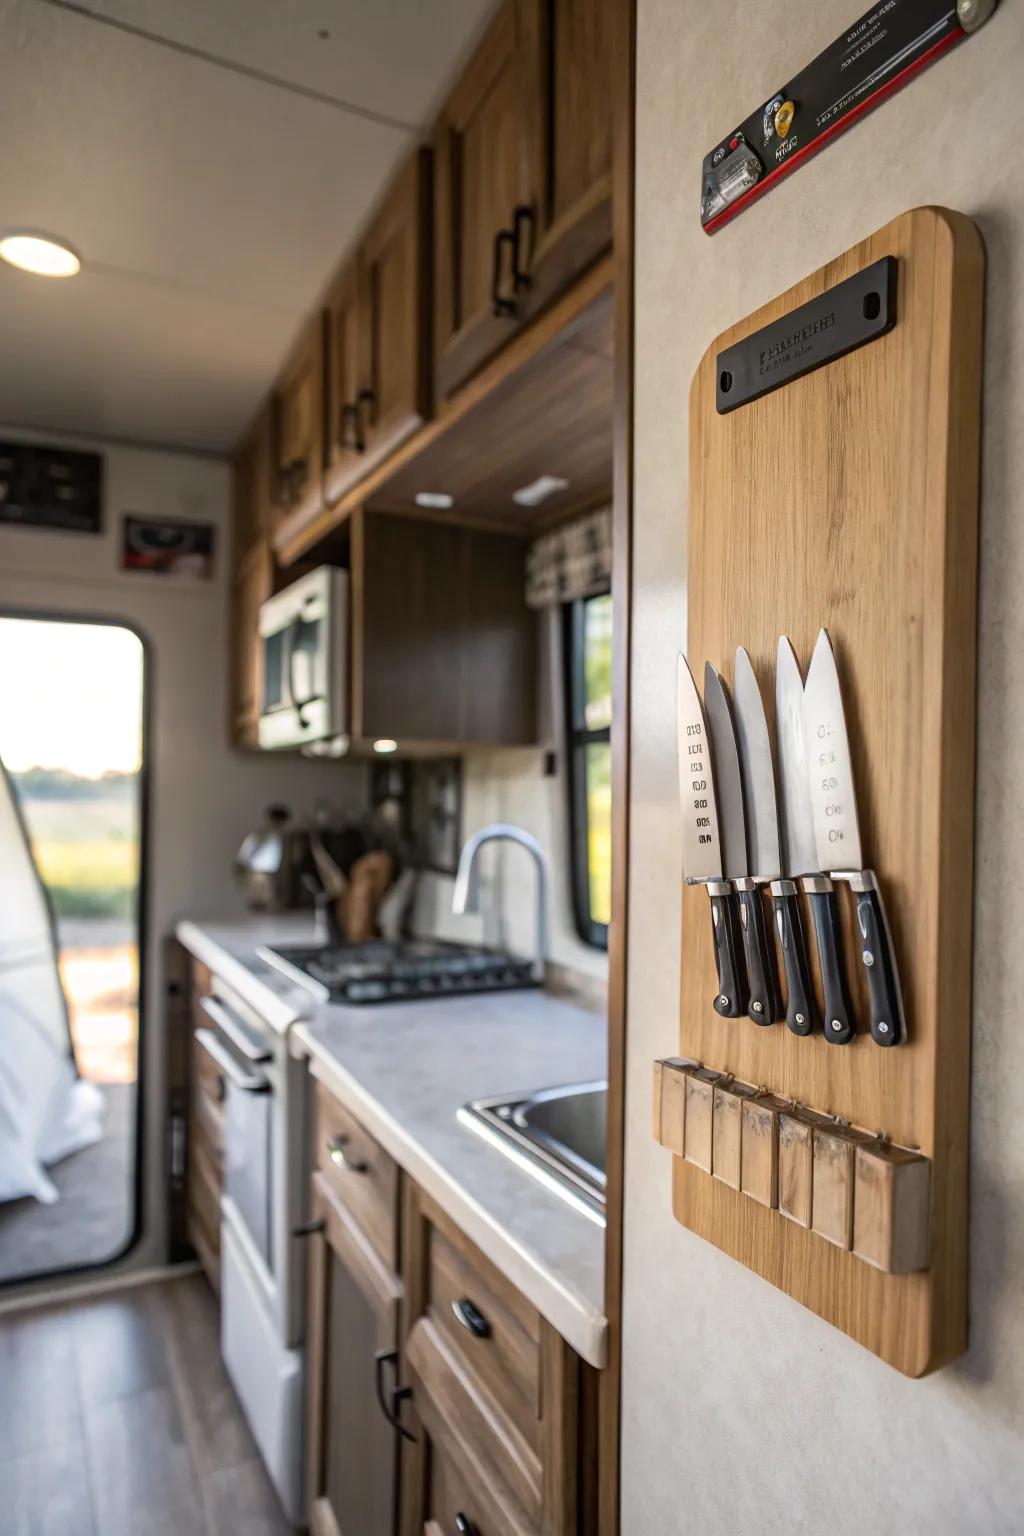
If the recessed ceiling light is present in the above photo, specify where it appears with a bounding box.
[511,475,569,508]
[0,230,81,279]
[414,491,454,510]
[373,738,399,755]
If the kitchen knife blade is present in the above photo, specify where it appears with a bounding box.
[676,654,748,1019]
[731,649,784,1024]
[803,628,906,1047]
[736,642,816,1038]
[705,661,779,1025]
[772,638,824,1037]
[777,635,853,1043]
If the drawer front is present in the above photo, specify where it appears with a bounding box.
[426,1221,541,1450]
[426,1433,497,1536]
[315,1084,399,1271]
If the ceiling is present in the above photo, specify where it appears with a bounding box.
[0,0,497,453]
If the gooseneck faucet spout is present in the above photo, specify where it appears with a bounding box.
[452,823,550,984]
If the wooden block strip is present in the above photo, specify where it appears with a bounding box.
[853,1142,931,1274]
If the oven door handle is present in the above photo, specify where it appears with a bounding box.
[195,1028,270,1094]
[198,995,272,1063]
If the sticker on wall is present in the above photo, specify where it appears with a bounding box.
[700,0,998,234]
[0,441,103,534]
[121,514,215,578]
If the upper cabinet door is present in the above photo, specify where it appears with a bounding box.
[433,2,529,399]
[273,311,326,530]
[325,148,431,507]
[517,0,614,317]
[324,256,364,504]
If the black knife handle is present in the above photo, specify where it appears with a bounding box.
[850,874,905,1047]
[771,881,818,1037]
[735,879,782,1025]
[804,879,855,1044]
[705,883,748,1019]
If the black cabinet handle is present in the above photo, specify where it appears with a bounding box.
[491,229,518,318]
[373,1349,417,1442]
[451,1297,491,1339]
[455,1517,480,1536]
[291,1217,325,1238]
[326,1135,368,1174]
[339,402,365,452]
[512,204,534,291]
[356,387,377,431]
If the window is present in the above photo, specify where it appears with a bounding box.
[565,591,612,949]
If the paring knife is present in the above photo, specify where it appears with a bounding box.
[732,647,804,1031]
[704,661,781,1025]
[777,636,854,1043]
[676,655,748,1019]
[803,628,906,1047]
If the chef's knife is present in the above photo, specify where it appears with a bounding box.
[774,638,831,1038]
[676,654,748,1018]
[731,647,802,1031]
[704,661,780,1025]
[803,628,906,1047]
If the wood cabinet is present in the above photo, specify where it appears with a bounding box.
[186,960,224,1292]
[518,0,614,322]
[274,311,327,530]
[325,149,431,508]
[306,1171,404,1536]
[400,1185,580,1536]
[229,404,275,746]
[350,509,537,750]
[434,0,613,399]
[302,1079,593,1536]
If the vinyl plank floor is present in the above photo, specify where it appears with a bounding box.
[0,1437,96,1536]
[0,1305,82,1464]
[0,1275,296,1535]
[201,1459,295,1536]
[153,1272,261,1478]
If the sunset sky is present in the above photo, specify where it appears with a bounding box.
[0,618,143,778]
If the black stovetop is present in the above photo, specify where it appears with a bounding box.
[261,938,537,1006]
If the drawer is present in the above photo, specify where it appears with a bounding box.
[314,1083,399,1272]
[426,1218,541,1452]
[425,1431,502,1536]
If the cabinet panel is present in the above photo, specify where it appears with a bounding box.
[434,2,527,397]
[325,258,365,499]
[315,1083,400,1274]
[357,510,536,749]
[518,0,614,319]
[274,312,326,527]
[306,1174,404,1536]
[229,544,272,748]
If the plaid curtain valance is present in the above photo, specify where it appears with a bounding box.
[524,506,612,609]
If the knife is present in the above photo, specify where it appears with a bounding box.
[704,661,780,1025]
[774,638,832,1038]
[803,628,906,1047]
[676,654,748,1019]
[731,647,802,1031]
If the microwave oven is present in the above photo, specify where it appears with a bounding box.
[258,566,348,751]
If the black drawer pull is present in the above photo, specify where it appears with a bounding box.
[451,1297,491,1339]
[373,1349,417,1442]
[291,1217,325,1238]
[454,1516,479,1536]
[326,1134,368,1174]
[491,229,517,319]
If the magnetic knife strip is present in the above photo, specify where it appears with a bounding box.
[652,1059,931,1275]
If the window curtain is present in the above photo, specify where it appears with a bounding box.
[524,505,612,610]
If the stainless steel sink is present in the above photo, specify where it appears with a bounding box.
[458,1081,607,1224]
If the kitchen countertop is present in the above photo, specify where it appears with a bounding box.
[175,916,608,1368]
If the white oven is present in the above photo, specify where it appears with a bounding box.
[195,982,311,1523]
[258,565,349,752]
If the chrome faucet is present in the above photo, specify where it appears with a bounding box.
[452,823,550,983]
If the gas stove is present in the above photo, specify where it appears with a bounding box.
[258,938,538,1007]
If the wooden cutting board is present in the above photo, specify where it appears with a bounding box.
[674,207,984,1375]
